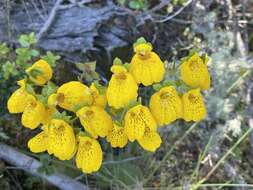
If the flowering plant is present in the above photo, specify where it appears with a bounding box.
[7,37,211,174]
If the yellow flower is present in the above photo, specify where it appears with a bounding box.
[180,53,211,90]
[182,89,206,122]
[21,99,45,129]
[130,43,165,86]
[76,106,113,138]
[137,127,161,152]
[124,105,157,141]
[150,86,182,126]
[7,89,35,114]
[26,59,53,85]
[28,130,48,153]
[107,123,128,148]
[7,79,35,113]
[106,65,138,109]
[41,106,56,125]
[90,82,107,108]
[47,119,77,160]
[52,81,93,112]
[76,136,102,174]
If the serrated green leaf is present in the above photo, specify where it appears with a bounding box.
[52,111,72,123]
[41,51,60,68]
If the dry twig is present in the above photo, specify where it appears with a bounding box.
[0,143,88,190]
[36,0,63,41]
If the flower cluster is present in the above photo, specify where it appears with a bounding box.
[7,38,211,174]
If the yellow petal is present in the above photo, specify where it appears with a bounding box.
[150,86,182,126]
[76,136,102,174]
[106,65,138,109]
[130,43,165,86]
[7,88,35,113]
[124,105,157,141]
[137,127,161,152]
[28,130,48,153]
[90,83,107,108]
[180,53,211,90]
[76,106,113,138]
[107,123,128,148]
[41,106,56,125]
[47,119,77,160]
[182,88,206,122]
[21,100,45,129]
[56,81,93,112]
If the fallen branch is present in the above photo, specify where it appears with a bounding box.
[0,143,88,190]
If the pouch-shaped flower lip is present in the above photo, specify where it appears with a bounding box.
[130,43,165,86]
[124,104,157,142]
[21,98,45,129]
[182,88,206,122]
[150,86,183,126]
[76,136,103,174]
[47,119,77,160]
[137,127,161,152]
[76,106,113,138]
[106,65,138,109]
[180,53,211,90]
[106,122,128,148]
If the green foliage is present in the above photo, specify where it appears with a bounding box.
[76,61,99,82]
[52,111,73,124]
[0,33,60,115]
[117,0,147,10]
[37,154,54,175]
[129,0,147,10]
[96,161,143,188]
[41,51,61,68]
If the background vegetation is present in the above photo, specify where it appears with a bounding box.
[0,0,253,189]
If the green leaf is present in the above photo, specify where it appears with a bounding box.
[30,49,40,57]
[162,80,177,87]
[75,61,99,82]
[1,61,18,79]
[129,0,145,10]
[52,111,72,123]
[0,43,9,58]
[96,162,143,188]
[41,51,60,68]
[113,57,123,65]
[93,80,106,95]
[41,81,57,97]
[133,37,147,48]
[25,83,36,95]
[18,32,37,48]
[123,63,130,71]
[152,83,162,91]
